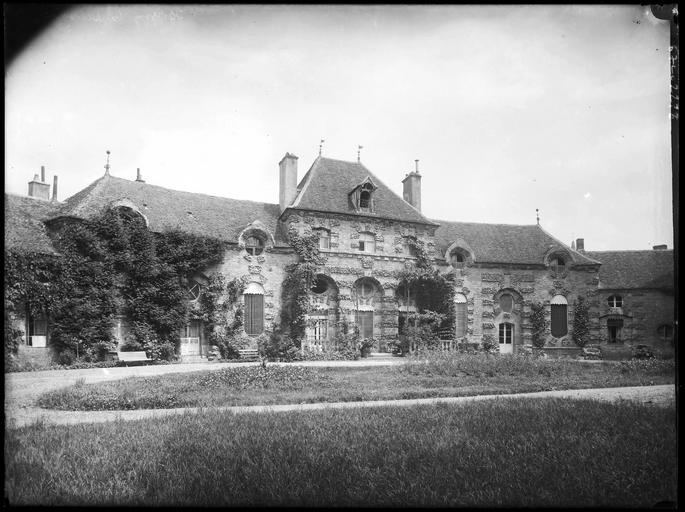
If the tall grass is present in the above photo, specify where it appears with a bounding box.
[5,398,676,506]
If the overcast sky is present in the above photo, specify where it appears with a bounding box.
[5,5,673,251]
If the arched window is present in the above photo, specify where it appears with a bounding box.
[314,228,330,250]
[607,295,623,308]
[245,236,265,256]
[358,232,375,253]
[550,295,568,338]
[243,282,264,335]
[454,293,467,338]
[359,190,371,208]
[499,294,513,313]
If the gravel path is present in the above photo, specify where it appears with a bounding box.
[4,360,676,429]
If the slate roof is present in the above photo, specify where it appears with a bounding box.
[52,174,288,245]
[4,194,61,254]
[289,156,437,225]
[585,250,674,290]
[432,220,601,266]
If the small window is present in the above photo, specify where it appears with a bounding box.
[245,236,264,256]
[607,295,623,308]
[359,191,371,208]
[657,324,673,344]
[550,256,565,272]
[551,295,568,338]
[315,229,330,250]
[449,250,467,268]
[499,294,513,313]
[358,232,375,253]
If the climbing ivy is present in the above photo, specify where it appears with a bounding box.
[530,302,548,348]
[396,237,455,336]
[571,295,590,348]
[280,229,326,343]
[4,207,226,360]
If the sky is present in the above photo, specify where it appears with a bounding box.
[5,5,674,251]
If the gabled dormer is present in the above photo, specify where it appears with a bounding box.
[349,177,378,214]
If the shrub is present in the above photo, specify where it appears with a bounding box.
[530,302,547,348]
[157,342,177,362]
[481,334,498,354]
[260,330,302,362]
[58,349,76,366]
[571,296,590,348]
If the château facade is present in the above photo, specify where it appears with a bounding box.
[5,153,675,360]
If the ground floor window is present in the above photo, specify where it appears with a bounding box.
[499,322,513,345]
[607,319,623,343]
[244,294,264,335]
[27,312,47,347]
[454,295,467,338]
[308,315,328,341]
[356,310,374,339]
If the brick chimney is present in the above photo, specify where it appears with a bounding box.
[136,168,145,183]
[28,166,51,200]
[52,175,58,201]
[402,159,422,211]
[279,153,298,213]
[653,244,668,250]
[575,238,584,252]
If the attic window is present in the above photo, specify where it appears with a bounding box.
[549,256,566,272]
[245,236,264,256]
[359,190,371,208]
[449,249,469,268]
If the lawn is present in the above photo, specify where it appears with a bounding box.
[36,353,675,411]
[4,398,676,506]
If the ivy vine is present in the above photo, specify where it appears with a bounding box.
[571,295,590,347]
[530,302,547,349]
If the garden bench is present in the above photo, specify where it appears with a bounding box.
[116,351,152,366]
[238,349,259,362]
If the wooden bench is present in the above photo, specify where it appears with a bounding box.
[116,351,152,366]
[238,349,259,362]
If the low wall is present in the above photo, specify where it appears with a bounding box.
[16,345,53,366]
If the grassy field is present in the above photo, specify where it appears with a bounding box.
[36,354,675,411]
[5,398,676,506]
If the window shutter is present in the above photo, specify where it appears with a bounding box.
[455,303,467,337]
[245,295,264,335]
[551,304,568,337]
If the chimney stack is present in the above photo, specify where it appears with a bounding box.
[575,238,584,252]
[52,175,58,201]
[136,168,145,183]
[28,167,51,200]
[653,244,668,250]
[402,160,422,212]
[279,153,298,213]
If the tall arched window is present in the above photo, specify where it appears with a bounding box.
[454,293,467,337]
[551,295,568,338]
[243,282,265,335]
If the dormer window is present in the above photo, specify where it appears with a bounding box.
[550,256,565,272]
[350,178,378,213]
[245,236,264,256]
[449,248,469,268]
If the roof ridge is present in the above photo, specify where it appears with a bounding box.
[586,249,673,253]
[432,218,538,228]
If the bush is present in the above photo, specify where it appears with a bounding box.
[157,342,177,362]
[481,334,499,354]
[632,344,655,360]
[259,331,302,362]
[58,349,76,366]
